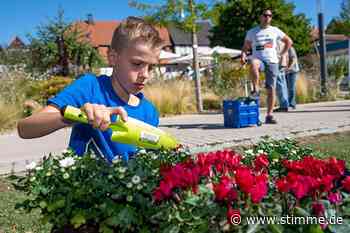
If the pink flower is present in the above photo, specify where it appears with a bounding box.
[254,154,269,171]
[312,202,325,217]
[342,177,350,193]
[213,176,237,201]
[328,192,342,204]
[276,177,289,193]
[227,206,240,225]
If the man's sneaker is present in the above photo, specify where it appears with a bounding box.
[265,115,277,124]
[249,90,260,99]
[273,107,288,112]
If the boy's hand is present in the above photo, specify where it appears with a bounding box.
[82,103,128,131]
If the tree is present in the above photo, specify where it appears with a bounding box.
[326,0,350,35]
[28,9,104,76]
[129,0,215,112]
[210,0,312,56]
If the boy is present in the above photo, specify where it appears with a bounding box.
[17,17,164,162]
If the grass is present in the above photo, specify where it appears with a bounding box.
[298,131,350,166]
[0,178,51,233]
[0,131,350,232]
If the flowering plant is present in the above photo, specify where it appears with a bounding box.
[14,139,350,233]
[15,148,189,233]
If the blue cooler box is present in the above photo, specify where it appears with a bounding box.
[223,98,260,128]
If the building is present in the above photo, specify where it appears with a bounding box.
[167,21,211,56]
[73,15,212,63]
[73,15,171,62]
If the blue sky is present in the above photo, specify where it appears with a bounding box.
[0,0,343,45]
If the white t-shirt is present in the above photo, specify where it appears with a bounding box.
[245,26,286,64]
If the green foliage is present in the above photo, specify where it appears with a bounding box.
[210,0,312,56]
[0,48,30,66]
[8,137,350,232]
[27,9,105,75]
[326,19,350,35]
[209,55,249,99]
[129,0,212,32]
[327,57,348,84]
[27,75,73,103]
[326,0,350,35]
[14,148,190,233]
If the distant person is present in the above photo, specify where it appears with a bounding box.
[274,41,290,112]
[17,17,163,162]
[241,9,293,124]
[285,46,300,109]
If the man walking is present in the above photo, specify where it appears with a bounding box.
[286,46,300,109]
[241,9,293,124]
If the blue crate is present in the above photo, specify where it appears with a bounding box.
[223,98,260,128]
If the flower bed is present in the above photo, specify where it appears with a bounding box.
[14,138,350,233]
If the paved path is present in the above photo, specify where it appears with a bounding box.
[1,100,350,174]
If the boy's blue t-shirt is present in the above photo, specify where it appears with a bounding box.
[47,73,159,162]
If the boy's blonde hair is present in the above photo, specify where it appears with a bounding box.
[111,16,164,52]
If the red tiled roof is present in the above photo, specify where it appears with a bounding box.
[73,20,171,48]
[9,36,26,49]
[311,28,349,42]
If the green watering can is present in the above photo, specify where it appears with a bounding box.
[62,105,179,150]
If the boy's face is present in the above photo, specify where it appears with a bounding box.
[111,41,160,94]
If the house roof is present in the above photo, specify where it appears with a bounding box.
[72,20,171,48]
[311,28,349,43]
[8,36,26,49]
[326,40,349,52]
[167,21,211,46]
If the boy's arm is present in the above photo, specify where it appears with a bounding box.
[17,105,71,139]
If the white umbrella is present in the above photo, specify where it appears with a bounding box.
[159,50,181,59]
[211,46,241,57]
[168,54,213,64]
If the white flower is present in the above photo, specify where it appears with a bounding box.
[90,153,96,159]
[136,184,143,190]
[138,149,146,154]
[112,158,121,164]
[151,154,158,160]
[127,182,133,188]
[71,166,77,170]
[108,174,113,179]
[61,149,69,154]
[132,175,141,184]
[118,174,125,179]
[245,149,254,155]
[119,167,127,173]
[35,166,43,171]
[59,157,75,168]
[291,150,297,155]
[30,177,36,182]
[272,158,279,163]
[63,173,70,179]
[127,195,133,202]
[26,161,37,170]
[269,143,275,147]
[257,150,265,154]
[46,172,52,177]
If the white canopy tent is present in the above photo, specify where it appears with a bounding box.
[159,50,181,59]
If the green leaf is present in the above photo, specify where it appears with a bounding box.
[162,225,180,233]
[184,195,201,206]
[70,212,86,228]
[294,207,311,217]
[99,224,114,233]
[267,224,284,233]
[307,224,324,233]
[247,223,260,233]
